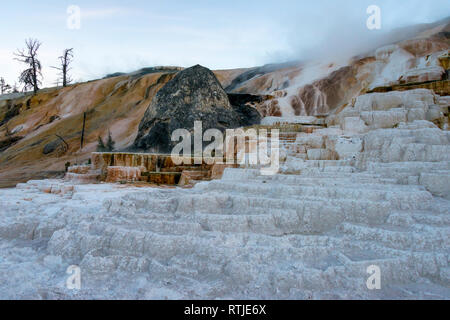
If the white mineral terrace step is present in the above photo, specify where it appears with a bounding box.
[366,161,450,172]
[339,222,450,251]
[261,116,326,126]
[198,179,433,208]
[282,164,358,174]
[178,195,392,226]
[387,211,450,228]
[252,173,414,187]
[225,167,400,184]
[287,153,308,160]
[282,159,355,167]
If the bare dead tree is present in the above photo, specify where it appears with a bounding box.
[80,111,86,150]
[14,39,42,94]
[0,77,11,95]
[52,48,73,87]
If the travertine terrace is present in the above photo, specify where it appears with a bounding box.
[0,87,449,299]
[0,18,449,300]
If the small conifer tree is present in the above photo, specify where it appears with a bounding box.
[106,131,115,152]
[97,136,106,152]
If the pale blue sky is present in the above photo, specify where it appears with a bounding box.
[0,0,449,87]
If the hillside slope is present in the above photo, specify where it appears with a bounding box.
[0,73,173,187]
[0,67,251,187]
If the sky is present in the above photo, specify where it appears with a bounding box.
[0,0,449,88]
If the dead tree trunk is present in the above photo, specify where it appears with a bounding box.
[52,48,73,87]
[80,112,86,150]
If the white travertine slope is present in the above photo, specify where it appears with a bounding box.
[0,87,449,299]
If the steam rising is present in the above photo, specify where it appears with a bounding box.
[268,1,450,64]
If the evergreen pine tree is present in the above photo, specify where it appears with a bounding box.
[97,136,106,152]
[106,131,115,152]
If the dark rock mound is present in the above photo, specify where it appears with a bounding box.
[227,93,266,106]
[227,93,266,125]
[43,140,61,155]
[133,65,261,153]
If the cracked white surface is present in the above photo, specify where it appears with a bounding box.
[0,162,449,299]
